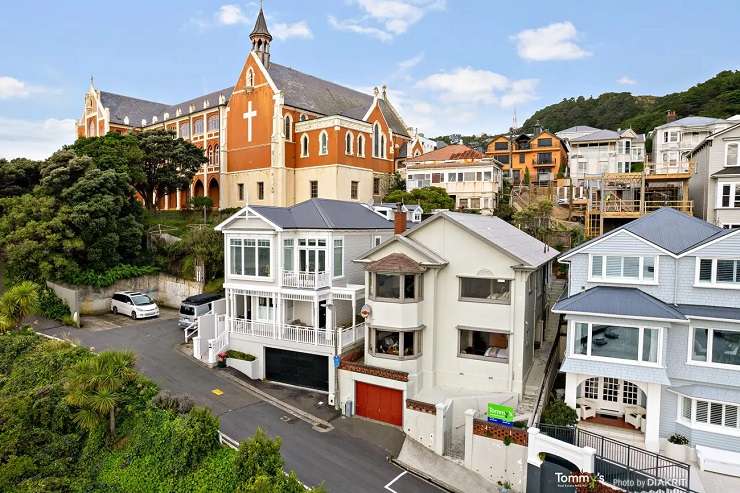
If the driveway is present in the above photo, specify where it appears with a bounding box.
[40,316,443,493]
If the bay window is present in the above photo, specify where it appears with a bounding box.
[369,326,422,359]
[459,277,510,304]
[571,322,661,364]
[590,254,656,282]
[696,257,740,286]
[370,273,422,302]
[458,328,509,362]
[691,326,740,367]
[229,238,271,277]
[678,395,740,435]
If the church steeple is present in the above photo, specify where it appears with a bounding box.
[250,6,272,68]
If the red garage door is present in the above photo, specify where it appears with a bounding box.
[355,382,402,426]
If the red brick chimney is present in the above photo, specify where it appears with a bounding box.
[394,209,407,234]
[666,110,677,123]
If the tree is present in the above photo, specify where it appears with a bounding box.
[0,281,40,332]
[388,171,406,193]
[0,158,41,197]
[133,129,207,211]
[189,195,213,223]
[65,351,137,437]
[383,186,454,212]
[513,199,554,241]
[493,180,514,221]
[523,168,531,185]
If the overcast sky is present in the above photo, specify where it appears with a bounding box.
[2,0,739,159]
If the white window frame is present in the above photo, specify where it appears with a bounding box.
[345,131,353,155]
[300,134,309,158]
[676,394,740,437]
[357,134,366,157]
[694,257,740,289]
[227,235,274,281]
[588,254,659,285]
[373,235,382,247]
[333,237,344,278]
[246,68,255,87]
[687,325,740,370]
[319,130,329,156]
[569,320,663,367]
[716,182,740,209]
[726,142,740,167]
[284,114,293,142]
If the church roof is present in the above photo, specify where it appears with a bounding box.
[250,8,271,39]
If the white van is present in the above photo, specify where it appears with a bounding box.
[178,293,224,328]
[111,291,159,319]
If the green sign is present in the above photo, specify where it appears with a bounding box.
[487,403,514,423]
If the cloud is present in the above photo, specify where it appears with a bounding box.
[617,75,637,85]
[216,4,248,25]
[0,117,76,160]
[415,67,538,106]
[189,4,312,39]
[398,53,424,71]
[0,76,53,99]
[272,21,313,40]
[328,0,444,41]
[513,21,591,61]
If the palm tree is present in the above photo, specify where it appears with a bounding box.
[65,351,137,437]
[0,281,39,332]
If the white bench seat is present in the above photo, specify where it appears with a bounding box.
[696,445,740,477]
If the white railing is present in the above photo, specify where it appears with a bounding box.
[281,270,331,289]
[184,321,199,342]
[340,322,365,348]
[229,318,335,347]
[206,331,228,365]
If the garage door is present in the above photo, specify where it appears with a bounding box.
[265,348,328,391]
[355,382,402,426]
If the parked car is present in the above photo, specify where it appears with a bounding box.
[178,292,224,328]
[111,291,159,319]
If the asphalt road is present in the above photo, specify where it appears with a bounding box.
[41,315,443,493]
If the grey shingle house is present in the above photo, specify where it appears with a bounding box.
[553,208,740,456]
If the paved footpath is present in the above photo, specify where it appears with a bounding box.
[39,316,443,493]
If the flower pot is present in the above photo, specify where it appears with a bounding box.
[226,357,259,379]
[665,442,688,462]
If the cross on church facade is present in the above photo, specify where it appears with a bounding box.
[243,100,257,142]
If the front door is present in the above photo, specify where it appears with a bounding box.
[318,301,327,329]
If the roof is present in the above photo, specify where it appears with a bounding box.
[562,207,724,259]
[431,212,559,267]
[712,167,740,177]
[570,129,621,142]
[250,8,271,38]
[251,198,393,230]
[405,144,483,163]
[676,304,740,322]
[366,252,426,273]
[558,125,601,134]
[183,292,225,305]
[553,286,686,320]
[267,63,408,137]
[657,116,728,129]
[355,234,448,266]
[561,358,671,386]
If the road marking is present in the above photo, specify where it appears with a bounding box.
[211,388,224,396]
[384,471,407,493]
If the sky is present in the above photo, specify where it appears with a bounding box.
[1,0,739,159]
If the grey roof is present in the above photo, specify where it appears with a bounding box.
[559,125,601,134]
[668,385,740,404]
[657,116,728,129]
[560,357,671,385]
[251,199,393,230]
[570,129,621,142]
[250,8,271,38]
[712,167,740,177]
[433,212,559,267]
[553,286,687,320]
[268,63,408,137]
[404,204,422,210]
[677,304,740,322]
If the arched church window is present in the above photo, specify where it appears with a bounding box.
[345,131,353,155]
[357,134,365,157]
[373,123,380,157]
[246,68,255,87]
[299,113,308,122]
[301,135,309,157]
[284,114,292,141]
[319,131,329,155]
[214,144,220,165]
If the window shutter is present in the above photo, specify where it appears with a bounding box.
[591,256,603,277]
[606,256,622,277]
[623,257,640,278]
[696,400,709,423]
[725,405,738,428]
[699,259,713,281]
[710,402,724,425]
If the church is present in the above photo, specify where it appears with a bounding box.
[76,7,413,210]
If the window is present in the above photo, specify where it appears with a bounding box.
[380,134,386,158]
[299,113,308,122]
[459,198,468,209]
[584,378,599,399]
[345,131,353,155]
[319,131,329,155]
[257,182,264,200]
[538,138,552,147]
[310,180,318,198]
[373,235,382,247]
[357,134,365,157]
[463,172,475,181]
[497,155,510,165]
[214,145,219,164]
[371,273,421,302]
[727,143,739,167]
[373,123,385,158]
[669,131,679,143]
[208,115,219,131]
[229,238,271,278]
[447,172,456,182]
[494,141,508,151]
[373,177,380,195]
[237,183,245,201]
[194,118,204,135]
[458,329,509,362]
[284,115,292,141]
[369,327,422,359]
[678,395,740,434]
[333,238,343,277]
[180,122,190,138]
[537,152,553,164]
[298,238,327,274]
[459,277,511,304]
[718,183,740,208]
[519,153,525,164]
[283,239,294,271]
[571,321,661,364]
[256,297,274,321]
[470,197,481,209]
[207,145,213,164]
[691,327,740,367]
[246,68,255,87]
[696,257,740,285]
[300,135,309,157]
[590,255,656,282]
[350,181,359,200]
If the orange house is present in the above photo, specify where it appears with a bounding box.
[485,130,568,185]
[75,7,412,210]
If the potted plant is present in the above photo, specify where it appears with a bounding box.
[497,480,512,493]
[503,435,513,446]
[224,350,258,379]
[665,433,689,462]
[217,351,227,368]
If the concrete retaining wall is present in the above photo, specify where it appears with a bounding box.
[47,274,204,315]
[404,404,437,451]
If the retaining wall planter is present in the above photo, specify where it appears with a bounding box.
[226,358,259,379]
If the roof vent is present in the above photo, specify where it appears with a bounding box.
[123,116,129,125]
[152,116,158,123]
[189,104,195,113]
[176,108,182,117]
[164,112,170,120]
[218,94,226,104]
[203,100,209,109]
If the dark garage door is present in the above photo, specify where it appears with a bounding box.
[265,348,328,391]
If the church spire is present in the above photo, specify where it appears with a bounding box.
[250,4,272,68]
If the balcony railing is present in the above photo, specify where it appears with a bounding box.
[597,199,693,215]
[282,270,331,289]
[229,317,363,349]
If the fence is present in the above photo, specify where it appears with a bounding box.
[537,423,691,492]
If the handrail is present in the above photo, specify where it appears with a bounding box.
[184,321,199,342]
[530,309,560,426]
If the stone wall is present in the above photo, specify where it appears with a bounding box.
[48,274,204,315]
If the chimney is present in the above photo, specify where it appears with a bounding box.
[394,207,407,234]
[666,110,677,123]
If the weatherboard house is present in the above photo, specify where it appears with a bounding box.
[76,7,411,210]
[554,208,740,458]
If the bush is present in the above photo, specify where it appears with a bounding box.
[153,390,195,414]
[37,287,71,321]
[225,350,255,362]
[540,399,578,427]
[63,264,159,288]
[668,433,689,445]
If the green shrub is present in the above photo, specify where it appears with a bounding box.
[203,277,224,294]
[668,433,689,445]
[225,350,255,362]
[63,264,159,288]
[61,314,77,327]
[540,399,578,427]
[38,287,71,321]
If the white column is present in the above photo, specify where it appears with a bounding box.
[644,382,662,452]
[164,192,169,210]
[565,372,579,410]
[313,297,319,345]
[176,188,181,210]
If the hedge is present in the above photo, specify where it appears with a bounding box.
[63,264,159,288]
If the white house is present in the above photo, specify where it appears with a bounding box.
[337,211,558,428]
[372,202,424,224]
[209,198,393,404]
[564,128,646,183]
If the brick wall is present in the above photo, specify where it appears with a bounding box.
[473,418,528,446]
[338,360,409,382]
[406,399,436,414]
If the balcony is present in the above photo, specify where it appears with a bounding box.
[229,317,363,349]
[281,270,330,289]
[532,157,557,167]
